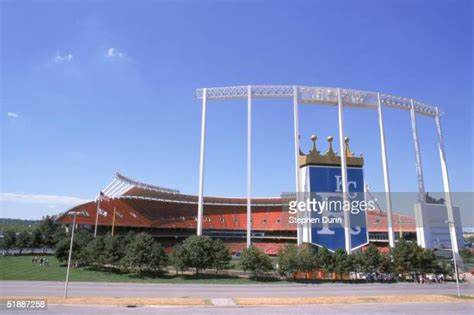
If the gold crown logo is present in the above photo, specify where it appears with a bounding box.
[299,135,364,168]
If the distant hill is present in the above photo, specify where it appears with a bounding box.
[0,218,41,233]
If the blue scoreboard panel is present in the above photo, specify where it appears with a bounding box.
[308,166,368,251]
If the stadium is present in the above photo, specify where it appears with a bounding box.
[56,172,416,255]
[55,84,459,256]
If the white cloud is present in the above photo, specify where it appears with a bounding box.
[106,47,124,58]
[54,53,74,63]
[0,193,90,206]
[7,112,19,118]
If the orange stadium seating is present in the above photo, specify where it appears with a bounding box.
[56,189,416,254]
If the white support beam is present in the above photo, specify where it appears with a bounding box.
[103,180,121,197]
[410,99,427,201]
[107,182,126,198]
[195,86,439,118]
[101,179,117,196]
[337,88,351,254]
[434,108,459,253]
[114,184,133,197]
[246,86,252,248]
[93,197,100,238]
[410,99,427,248]
[434,107,461,297]
[197,88,207,236]
[377,93,395,248]
[293,86,303,246]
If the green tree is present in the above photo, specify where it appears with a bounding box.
[122,232,167,273]
[180,235,214,275]
[74,229,94,249]
[346,252,356,275]
[147,242,168,271]
[298,245,318,274]
[54,237,74,263]
[169,244,188,275]
[391,239,436,282]
[434,259,453,278]
[379,252,393,274]
[211,239,231,274]
[38,216,64,247]
[103,234,124,267]
[122,231,136,247]
[79,236,106,266]
[350,251,365,273]
[15,230,31,254]
[363,244,382,273]
[277,244,299,278]
[416,248,437,277]
[333,248,351,278]
[30,228,43,248]
[54,229,93,264]
[318,247,334,273]
[4,229,17,253]
[240,245,273,279]
[391,239,415,275]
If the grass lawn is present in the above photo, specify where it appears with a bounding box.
[0,255,282,284]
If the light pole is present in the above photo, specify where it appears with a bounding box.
[64,210,86,299]
[446,220,461,297]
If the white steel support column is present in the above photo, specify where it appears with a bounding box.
[377,93,395,248]
[410,99,427,248]
[293,86,302,246]
[410,100,427,202]
[197,88,207,236]
[93,197,100,238]
[434,108,459,253]
[337,88,351,254]
[64,213,76,298]
[434,107,460,296]
[246,86,252,248]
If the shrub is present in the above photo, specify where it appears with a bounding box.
[78,236,106,266]
[3,230,17,252]
[55,237,75,263]
[298,245,318,274]
[103,234,125,267]
[277,244,299,278]
[38,216,65,247]
[30,228,43,248]
[169,244,188,275]
[240,245,273,279]
[212,239,231,273]
[318,247,334,273]
[122,232,167,273]
[391,239,415,274]
[54,229,93,264]
[15,230,31,254]
[363,244,382,273]
[379,252,393,274]
[180,235,215,275]
[333,248,351,278]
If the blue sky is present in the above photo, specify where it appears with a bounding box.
[1,0,472,221]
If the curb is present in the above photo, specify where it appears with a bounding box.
[2,294,473,307]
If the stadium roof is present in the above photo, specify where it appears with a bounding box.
[103,173,283,206]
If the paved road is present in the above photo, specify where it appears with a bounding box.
[2,302,473,315]
[1,281,473,298]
